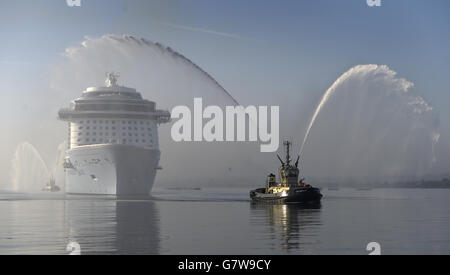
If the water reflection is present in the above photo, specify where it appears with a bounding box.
[115,200,160,254]
[250,203,322,252]
[65,199,160,255]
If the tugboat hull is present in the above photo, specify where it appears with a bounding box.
[285,187,322,203]
[250,187,322,204]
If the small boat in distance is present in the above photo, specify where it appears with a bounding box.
[250,141,322,204]
[42,176,61,192]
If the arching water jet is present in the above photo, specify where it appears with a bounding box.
[10,142,50,193]
[299,65,439,182]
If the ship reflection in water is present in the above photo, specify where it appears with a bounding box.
[65,199,160,254]
[250,203,322,253]
[0,193,322,254]
[2,188,450,254]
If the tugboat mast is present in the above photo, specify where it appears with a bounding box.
[284,141,291,165]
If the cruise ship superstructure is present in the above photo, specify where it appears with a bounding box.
[58,73,170,196]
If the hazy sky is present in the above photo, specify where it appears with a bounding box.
[1,0,450,184]
[1,0,449,104]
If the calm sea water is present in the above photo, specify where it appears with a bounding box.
[0,187,449,255]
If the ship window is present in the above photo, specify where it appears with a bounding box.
[99,120,103,123]
[86,126,90,129]
[122,121,126,124]
[77,138,81,142]
[135,139,139,143]
[112,127,116,130]
[93,120,97,124]
[93,126,97,130]
[135,133,138,137]
[105,126,109,130]
[86,132,90,136]
[140,121,143,125]
[128,133,132,137]
[99,133,103,136]
[134,121,137,125]
[93,138,96,142]
[122,139,126,143]
[79,126,83,130]
[79,132,82,136]
[128,121,132,124]
[142,139,145,143]
[80,121,84,124]
[112,133,116,136]
[86,138,90,142]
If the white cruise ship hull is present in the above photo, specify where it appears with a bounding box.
[65,144,160,197]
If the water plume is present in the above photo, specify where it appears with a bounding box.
[300,65,439,182]
[10,142,50,192]
[52,34,239,107]
[53,141,67,190]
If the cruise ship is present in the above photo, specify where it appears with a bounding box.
[58,73,170,196]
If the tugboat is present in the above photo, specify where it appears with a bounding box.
[250,141,322,203]
[42,176,61,192]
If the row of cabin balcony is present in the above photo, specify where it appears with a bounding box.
[73,103,155,112]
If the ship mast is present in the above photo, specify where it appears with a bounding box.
[284,141,291,165]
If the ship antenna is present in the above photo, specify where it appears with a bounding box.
[277,154,285,167]
[294,155,300,168]
[105,72,120,87]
